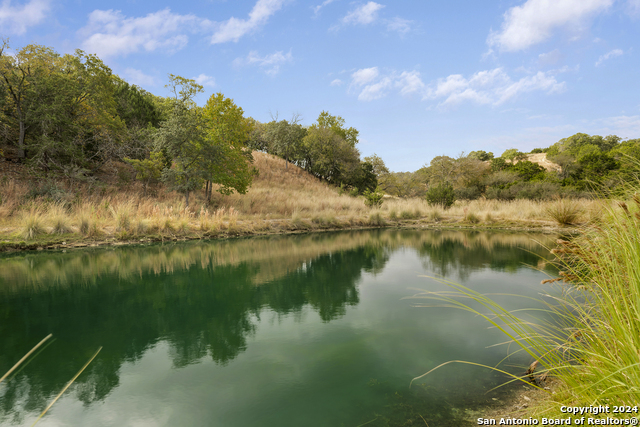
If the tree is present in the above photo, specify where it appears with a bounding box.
[0,41,123,170]
[264,116,306,169]
[155,75,206,206]
[468,150,494,161]
[501,148,526,161]
[429,155,458,186]
[316,111,359,147]
[124,150,164,196]
[347,161,378,194]
[301,111,361,186]
[426,184,455,208]
[302,126,359,184]
[512,161,545,181]
[201,92,256,198]
[363,154,390,177]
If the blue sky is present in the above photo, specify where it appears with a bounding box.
[2,0,639,171]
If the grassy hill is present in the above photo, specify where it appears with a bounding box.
[0,151,603,249]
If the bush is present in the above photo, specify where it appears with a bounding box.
[425,184,455,209]
[363,189,384,208]
[455,186,482,200]
[25,183,71,206]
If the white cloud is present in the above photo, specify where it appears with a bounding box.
[313,0,338,15]
[342,2,384,25]
[346,66,565,106]
[425,68,565,107]
[234,50,292,75]
[0,0,50,35]
[595,48,623,66]
[122,68,159,87]
[351,67,379,86]
[79,9,204,58]
[330,78,343,86]
[386,17,411,35]
[396,71,425,95]
[357,77,392,101]
[495,71,566,104]
[487,0,613,52]
[194,74,215,87]
[211,0,285,44]
[349,67,425,101]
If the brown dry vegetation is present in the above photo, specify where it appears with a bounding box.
[0,151,605,248]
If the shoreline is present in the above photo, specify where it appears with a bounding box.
[0,217,575,253]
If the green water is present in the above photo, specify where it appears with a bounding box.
[0,229,559,427]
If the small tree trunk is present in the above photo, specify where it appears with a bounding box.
[18,119,26,160]
[185,191,190,207]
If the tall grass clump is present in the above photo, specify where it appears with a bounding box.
[47,204,72,234]
[412,190,640,418]
[545,198,582,225]
[20,208,46,240]
[110,204,132,232]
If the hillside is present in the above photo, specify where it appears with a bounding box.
[523,153,561,172]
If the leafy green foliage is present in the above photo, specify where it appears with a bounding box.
[425,184,455,208]
[264,118,306,168]
[468,150,494,161]
[201,92,256,196]
[124,150,164,196]
[512,160,545,181]
[363,188,384,208]
[500,148,526,161]
[1,41,123,170]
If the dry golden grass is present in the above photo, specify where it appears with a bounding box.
[0,151,609,242]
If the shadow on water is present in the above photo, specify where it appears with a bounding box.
[0,230,558,426]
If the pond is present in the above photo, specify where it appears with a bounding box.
[0,229,560,427]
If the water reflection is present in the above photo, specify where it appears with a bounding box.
[0,230,558,426]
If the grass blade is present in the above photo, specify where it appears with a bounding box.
[0,334,52,386]
[31,346,102,426]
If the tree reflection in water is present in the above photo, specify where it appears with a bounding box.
[0,230,557,425]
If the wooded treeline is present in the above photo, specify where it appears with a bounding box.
[0,40,377,204]
[377,133,640,202]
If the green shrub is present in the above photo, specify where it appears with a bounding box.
[363,189,384,208]
[25,183,71,206]
[425,184,455,209]
[455,186,482,200]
